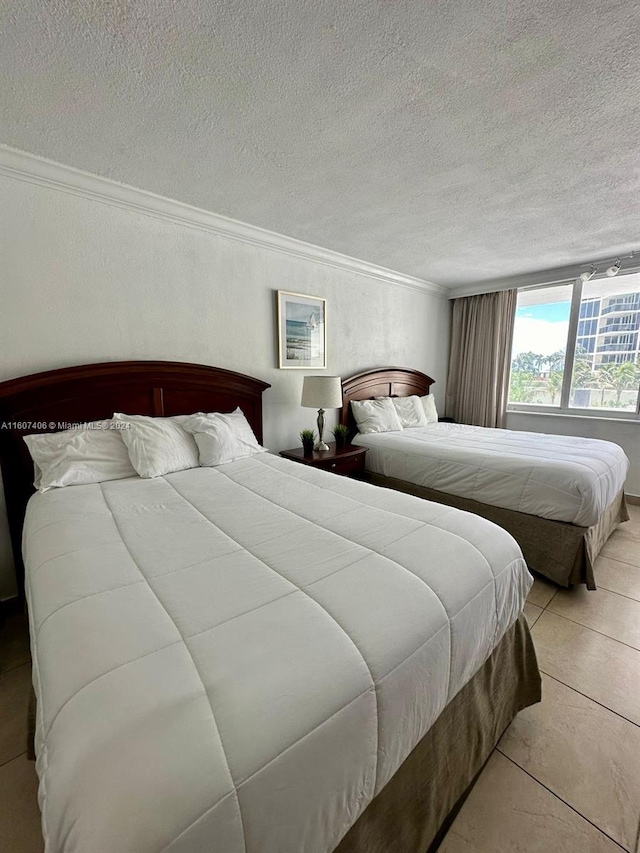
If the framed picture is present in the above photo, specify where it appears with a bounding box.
[277,290,327,369]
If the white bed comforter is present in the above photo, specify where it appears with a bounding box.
[354,423,629,527]
[24,453,531,853]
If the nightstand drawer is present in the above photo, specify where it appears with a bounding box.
[314,454,364,477]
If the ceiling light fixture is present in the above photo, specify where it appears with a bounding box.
[606,259,622,277]
[577,252,637,282]
[580,265,597,282]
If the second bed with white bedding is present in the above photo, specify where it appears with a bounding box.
[354,422,629,527]
[24,452,531,853]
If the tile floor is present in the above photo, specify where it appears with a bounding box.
[1,507,639,853]
[439,504,640,853]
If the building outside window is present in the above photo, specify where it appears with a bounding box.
[508,272,640,415]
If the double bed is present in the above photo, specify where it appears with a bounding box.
[0,361,540,853]
[341,367,630,589]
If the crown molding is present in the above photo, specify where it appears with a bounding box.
[0,144,448,299]
[450,255,640,299]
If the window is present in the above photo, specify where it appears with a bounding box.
[509,284,572,406]
[600,353,635,365]
[509,273,640,416]
[580,299,600,319]
[578,319,597,336]
[577,336,596,354]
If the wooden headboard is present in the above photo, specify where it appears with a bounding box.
[341,367,435,434]
[0,360,270,595]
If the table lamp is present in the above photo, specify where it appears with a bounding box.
[301,375,343,451]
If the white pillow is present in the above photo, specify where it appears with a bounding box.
[420,395,439,424]
[351,398,403,435]
[113,413,200,478]
[392,396,429,428]
[23,421,137,492]
[186,414,265,468]
[183,412,266,466]
[211,407,263,452]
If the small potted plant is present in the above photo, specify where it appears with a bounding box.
[332,423,349,450]
[300,429,315,455]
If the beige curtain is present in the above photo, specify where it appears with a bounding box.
[445,289,517,428]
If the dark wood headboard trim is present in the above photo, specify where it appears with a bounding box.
[0,360,270,598]
[341,367,435,434]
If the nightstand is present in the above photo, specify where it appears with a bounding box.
[279,443,368,478]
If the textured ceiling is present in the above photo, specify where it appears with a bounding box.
[1,0,639,288]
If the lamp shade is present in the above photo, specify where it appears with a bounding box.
[301,375,343,409]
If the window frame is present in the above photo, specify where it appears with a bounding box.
[507,276,640,421]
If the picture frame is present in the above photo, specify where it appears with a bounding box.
[277,290,327,369]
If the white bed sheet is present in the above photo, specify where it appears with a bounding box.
[353,423,629,527]
[24,453,531,853]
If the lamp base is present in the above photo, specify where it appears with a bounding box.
[315,408,328,452]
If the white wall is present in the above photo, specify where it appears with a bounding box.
[506,412,640,497]
[0,175,450,599]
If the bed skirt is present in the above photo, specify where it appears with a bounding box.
[334,613,541,853]
[366,474,629,590]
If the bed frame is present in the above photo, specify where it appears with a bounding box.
[341,367,628,589]
[340,367,435,436]
[0,360,270,594]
